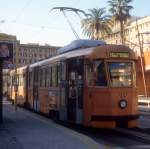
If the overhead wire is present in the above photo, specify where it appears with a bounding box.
[62,10,80,39]
[14,0,33,22]
[1,20,66,31]
[50,7,86,39]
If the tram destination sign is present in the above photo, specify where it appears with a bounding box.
[110,52,129,58]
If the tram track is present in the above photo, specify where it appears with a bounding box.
[57,122,150,148]
[22,107,150,147]
[115,127,150,144]
[17,105,150,148]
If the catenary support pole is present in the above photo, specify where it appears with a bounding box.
[136,19,148,98]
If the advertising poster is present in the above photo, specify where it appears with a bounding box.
[0,41,14,69]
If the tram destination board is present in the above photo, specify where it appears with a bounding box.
[110,52,129,58]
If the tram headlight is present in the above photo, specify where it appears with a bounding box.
[119,100,127,109]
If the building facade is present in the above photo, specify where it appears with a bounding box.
[0,33,60,67]
[105,16,150,55]
[15,44,59,67]
[104,16,150,97]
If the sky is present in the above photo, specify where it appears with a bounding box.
[0,0,150,46]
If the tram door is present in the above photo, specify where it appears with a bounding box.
[67,58,84,123]
[33,67,39,112]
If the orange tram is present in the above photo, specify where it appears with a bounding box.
[8,40,139,128]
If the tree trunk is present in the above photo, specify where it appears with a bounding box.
[120,20,125,45]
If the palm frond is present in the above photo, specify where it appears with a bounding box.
[81,8,112,40]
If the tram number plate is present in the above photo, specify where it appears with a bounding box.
[110,52,129,58]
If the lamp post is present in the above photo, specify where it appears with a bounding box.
[136,19,148,98]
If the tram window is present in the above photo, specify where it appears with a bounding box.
[108,62,132,87]
[46,67,51,88]
[18,75,20,86]
[48,67,52,87]
[12,76,15,85]
[29,72,32,87]
[17,75,19,86]
[45,68,47,87]
[86,64,94,86]
[39,69,43,87]
[52,66,58,87]
[61,62,66,80]
[133,62,136,87]
[46,68,49,87]
[42,69,45,87]
[57,65,60,85]
[19,74,23,86]
[94,60,107,86]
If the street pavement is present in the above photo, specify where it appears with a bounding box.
[1,99,150,149]
[139,105,150,112]
[1,103,106,149]
[138,105,150,129]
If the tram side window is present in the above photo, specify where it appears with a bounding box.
[45,68,47,87]
[61,62,66,80]
[45,66,51,88]
[29,72,32,87]
[12,76,15,86]
[86,64,94,86]
[10,76,12,86]
[42,68,45,87]
[39,69,43,87]
[48,67,52,87]
[57,65,60,85]
[94,60,107,87]
[46,68,49,87]
[18,74,23,86]
[52,66,58,87]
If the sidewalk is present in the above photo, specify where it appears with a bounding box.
[139,105,150,113]
[0,125,22,149]
[1,103,106,149]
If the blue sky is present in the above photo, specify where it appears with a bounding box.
[0,0,150,46]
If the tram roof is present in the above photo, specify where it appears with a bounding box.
[58,39,106,54]
[29,47,94,69]
[28,44,136,69]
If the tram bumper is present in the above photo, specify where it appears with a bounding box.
[91,114,139,128]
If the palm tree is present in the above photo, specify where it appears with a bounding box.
[108,0,133,44]
[81,8,112,40]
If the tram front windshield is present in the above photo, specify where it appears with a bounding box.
[108,62,133,87]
